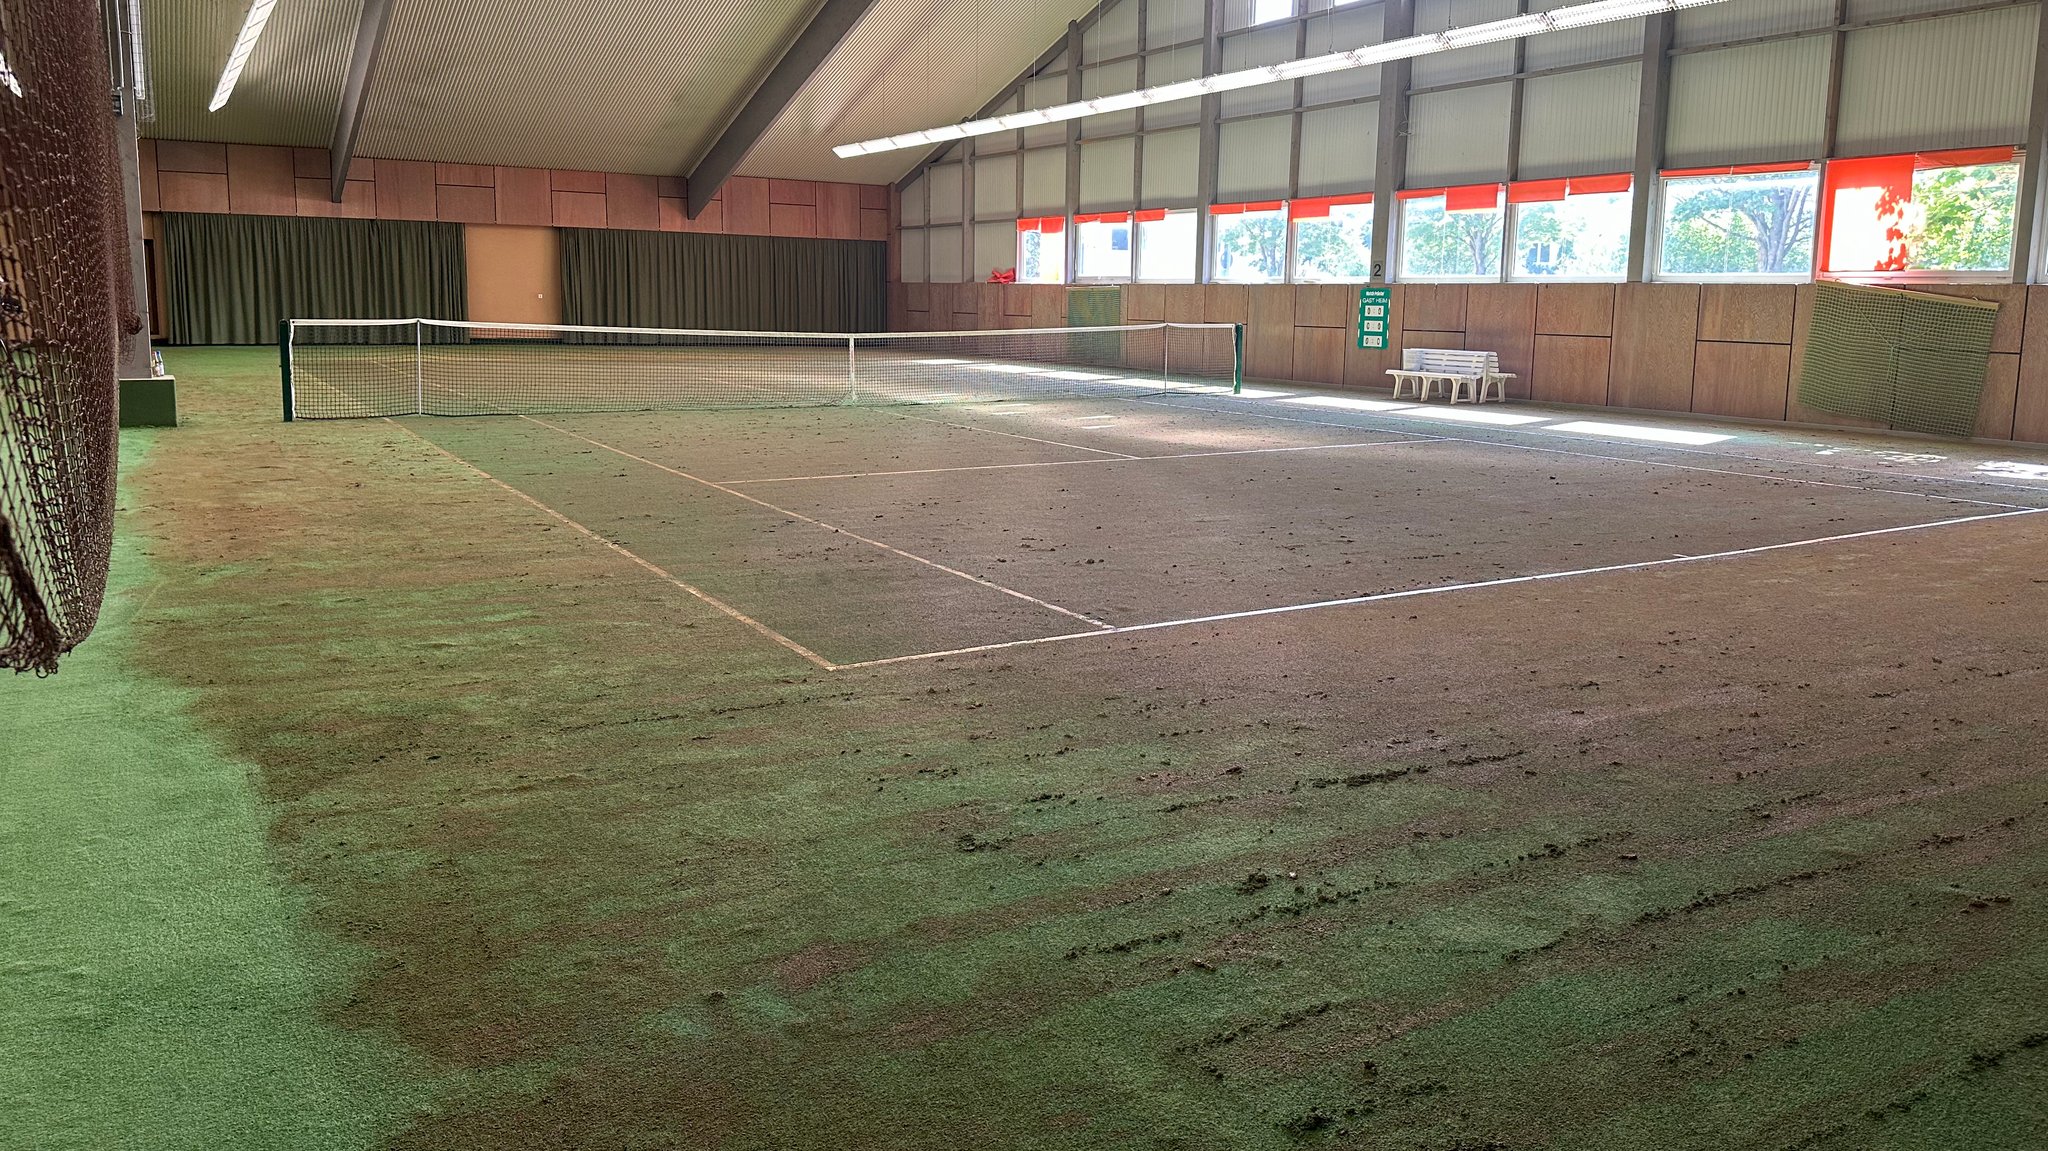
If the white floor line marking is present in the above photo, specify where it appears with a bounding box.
[523,416,1116,631]
[390,420,835,671]
[716,437,1440,485]
[1124,396,2038,511]
[833,506,2048,670]
[891,409,1141,458]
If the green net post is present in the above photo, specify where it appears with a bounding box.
[1232,323,1245,394]
[278,319,294,422]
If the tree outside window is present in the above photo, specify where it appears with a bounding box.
[1212,206,1287,283]
[1398,194,1504,281]
[1511,191,1630,280]
[1293,201,1374,283]
[1658,169,1818,279]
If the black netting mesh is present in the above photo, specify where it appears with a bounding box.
[1,0,133,674]
[1797,281,2000,438]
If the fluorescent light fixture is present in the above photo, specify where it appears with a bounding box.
[835,0,1731,158]
[1550,420,1733,445]
[209,0,278,112]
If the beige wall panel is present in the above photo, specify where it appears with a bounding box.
[1531,335,1611,406]
[1004,285,1034,318]
[770,203,818,237]
[1466,284,1536,399]
[1246,284,1295,381]
[1403,283,1467,333]
[1975,353,2020,440]
[860,209,889,240]
[297,178,375,218]
[1698,284,1795,345]
[1692,341,1791,422]
[138,140,160,211]
[158,171,229,214]
[551,169,606,194]
[725,177,772,234]
[1401,330,1466,352]
[606,174,661,231]
[2011,287,2048,443]
[374,159,439,221]
[552,191,606,228]
[1204,284,1250,324]
[1295,284,1351,329]
[1293,327,1345,385]
[157,140,227,173]
[495,167,554,226]
[465,224,562,326]
[436,163,495,188]
[1030,286,1066,327]
[435,183,497,224]
[226,145,297,216]
[1610,284,1699,411]
[1124,284,1165,322]
[293,148,328,180]
[1163,285,1205,324]
[1536,283,1614,336]
[769,179,818,205]
[819,183,862,239]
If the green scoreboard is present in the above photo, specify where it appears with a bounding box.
[1356,287,1391,350]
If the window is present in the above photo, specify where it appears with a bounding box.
[1398,186,1505,282]
[1252,0,1294,25]
[1657,165,1819,281]
[1136,209,1198,282]
[1210,202,1288,283]
[1074,213,1133,281]
[1821,149,2020,278]
[1016,217,1066,284]
[1509,176,1631,281]
[1291,195,1374,282]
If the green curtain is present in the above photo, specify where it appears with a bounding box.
[559,229,886,333]
[161,213,466,345]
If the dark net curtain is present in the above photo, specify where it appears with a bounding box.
[161,213,466,345]
[559,229,887,333]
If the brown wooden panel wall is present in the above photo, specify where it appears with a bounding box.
[887,279,2048,445]
[141,138,888,242]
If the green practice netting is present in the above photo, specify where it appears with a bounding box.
[1797,281,2000,438]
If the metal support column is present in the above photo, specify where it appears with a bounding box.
[1625,11,1674,283]
[1370,0,1415,284]
[2015,0,2048,283]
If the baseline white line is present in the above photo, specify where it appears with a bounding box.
[890,409,1142,459]
[523,416,1116,631]
[390,420,835,670]
[833,506,2048,670]
[1122,396,2037,511]
[716,437,1443,485]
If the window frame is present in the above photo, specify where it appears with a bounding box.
[1816,148,2022,285]
[1394,186,1507,284]
[1072,211,1135,284]
[1651,164,1821,285]
[1504,175,1633,285]
[1208,200,1292,284]
[1289,194,1375,284]
[1015,216,1069,285]
[1135,207,1201,284]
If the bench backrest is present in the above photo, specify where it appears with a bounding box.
[1401,348,1500,375]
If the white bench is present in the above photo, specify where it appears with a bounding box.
[1386,348,1515,404]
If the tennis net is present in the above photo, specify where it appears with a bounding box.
[282,319,1244,420]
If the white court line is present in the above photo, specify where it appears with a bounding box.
[389,420,835,670]
[522,416,1116,631]
[891,409,1141,459]
[716,437,1441,485]
[834,507,2048,671]
[1124,396,2037,512]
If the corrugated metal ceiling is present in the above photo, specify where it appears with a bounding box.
[138,0,1096,183]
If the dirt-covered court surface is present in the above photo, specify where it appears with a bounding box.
[5,345,2045,1150]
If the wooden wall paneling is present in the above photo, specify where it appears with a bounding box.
[1246,286,1295,380]
[1915,283,2028,354]
[155,140,227,174]
[861,184,889,210]
[1609,283,1699,411]
[888,281,909,329]
[436,163,495,188]
[953,285,983,326]
[605,173,660,231]
[1203,284,1249,324]
[769,179,818,205]
[1004,284,1035,318]
[1691,341,1791,422]
[1465,284,1536,400]
[673,198,723,233]
[1402,283,1467,333]
[818,183,861,239]
[1787,283,1884,429]
[157,171,229,213]
[1030,285,1066,327]
[435,183,497,224]
[770,203,819,236]
[724,176,772,234]
[1162,285,1204,324]
[1294,284,1350,328]
[1535,284,1615,337]
[1342,285,1403,388]
[465,223,562,325]
[226,145,297,215]
[658,177,685,199]
[1123,284,1165,322]
[1531,335,1611,406]
[1401,329,1465,351]
[2010,285,2048,443]
[1697,284,1795,344]
[292,148,327,179]
[1975,353,2021,440]
[860,208,889,240]
[905,281,930,314]
[979,283,1007,330]
[137,139,159,211]
[552,191,607,228]
[659,198,685,231]
[294,177,374,218]
[374,159,439,221]
[1292,326,1344,385]
[550,169,605,194]
[495,167,553,226]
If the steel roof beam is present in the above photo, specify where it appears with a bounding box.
[329,0,399,202]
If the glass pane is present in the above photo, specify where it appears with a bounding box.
[1658,169,1818,278]
[1511,191,1630,280]
[1292,203,1374,282]
[1398,196,1505,281]
[1076,219,1133,280]
[1253,0,1294,24]
[1137,211,1199,281]
[1212,208,1289,283]
[1826,160,2019,275]
[1017,228,1067,284]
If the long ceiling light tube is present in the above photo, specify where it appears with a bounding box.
[208,0,279,111]
[833,0,1729,158]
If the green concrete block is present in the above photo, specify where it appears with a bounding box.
[118,376,177,428]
